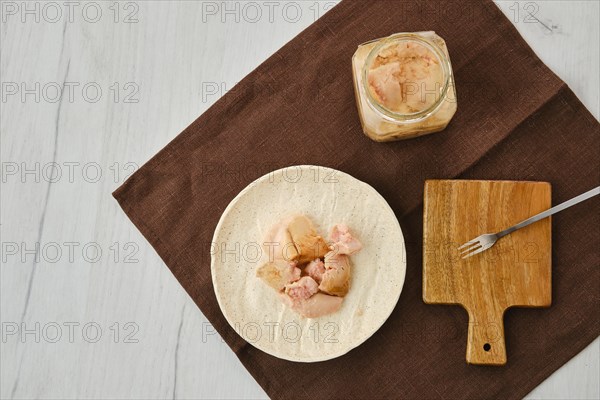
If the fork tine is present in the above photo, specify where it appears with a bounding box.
[458,237,480,250]
[460,243,482,256]
[462,245,488,259]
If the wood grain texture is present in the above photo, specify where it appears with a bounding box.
[423,180,552,365]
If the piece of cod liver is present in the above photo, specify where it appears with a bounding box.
[287,215,330,264]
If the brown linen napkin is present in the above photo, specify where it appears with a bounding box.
[113,0,600,398]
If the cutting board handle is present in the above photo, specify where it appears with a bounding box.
[466,308,507,366]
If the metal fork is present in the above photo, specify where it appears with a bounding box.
[459,186,600,259]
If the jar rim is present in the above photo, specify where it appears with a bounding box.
[362,33,451,123]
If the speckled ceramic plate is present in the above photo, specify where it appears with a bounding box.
[211,165,406,362]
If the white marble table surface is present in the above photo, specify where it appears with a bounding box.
[1,1,598,399]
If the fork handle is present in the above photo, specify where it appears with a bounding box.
[497,186,600,238]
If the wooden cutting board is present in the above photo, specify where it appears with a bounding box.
[422,180,552,366]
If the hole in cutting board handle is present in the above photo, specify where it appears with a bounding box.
[483,343,491,352]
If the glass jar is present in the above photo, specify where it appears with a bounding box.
[352,31,457,142]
